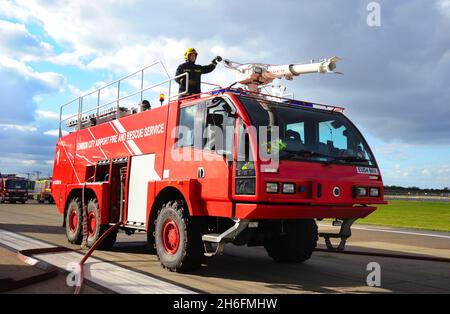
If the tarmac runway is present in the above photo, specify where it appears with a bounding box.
[0,201,449,294]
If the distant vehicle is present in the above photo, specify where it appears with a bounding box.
[34,179,54,204]
[27,180,36,199]
[0,176,28,204]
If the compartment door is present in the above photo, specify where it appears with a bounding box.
[126,153,160,225]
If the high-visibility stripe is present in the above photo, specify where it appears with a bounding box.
[61,141,80,183]
[112,120,143,156]
[109,121,133,155]
[87,128,108,159]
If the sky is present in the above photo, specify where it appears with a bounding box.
[0,0,449,188]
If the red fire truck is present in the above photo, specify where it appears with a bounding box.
[52,58,386,271]
[0,175,28,204]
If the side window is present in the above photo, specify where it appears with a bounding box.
[286,122,305,142]
[177,104,204,148]
[204,99,235,154]
[285,122,305,151]
[318,120,347,150]
[237,120,250,162]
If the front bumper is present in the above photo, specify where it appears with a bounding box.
[4,195,27,201]
[235,203,377,219]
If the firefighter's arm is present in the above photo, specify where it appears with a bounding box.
[201,56,222,74]
[175,64,184,84]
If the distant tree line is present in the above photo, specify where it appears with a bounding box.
[384,185,450,197]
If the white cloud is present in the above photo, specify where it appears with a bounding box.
[43,129,68,137]
[372,143,413,161]
[36,110,73,121]
[0,19,53,61]
[0,0,140,52]
[383,162,450,188]
[21,160,36,165]
[36,110,60,120]
[0,55,65,90]
[48,49,97,67]
[0,124,37,132]
[0,54,66,125]
[421,169,431,176]
[437,0,450,18]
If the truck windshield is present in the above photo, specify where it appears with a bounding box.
[238,96,376,166]
[6,180,28,189]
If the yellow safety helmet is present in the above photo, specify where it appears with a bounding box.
[184,47,198,61]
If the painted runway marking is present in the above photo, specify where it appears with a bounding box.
[318,224,450,239]
[0,229,196,294]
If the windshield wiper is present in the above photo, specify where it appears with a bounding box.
[280,150,369,165]
[332,156,369,163]
[281,150,332,159]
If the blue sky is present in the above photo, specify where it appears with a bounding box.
[0,0,449,188]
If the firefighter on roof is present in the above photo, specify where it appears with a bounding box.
[175,48,222,96]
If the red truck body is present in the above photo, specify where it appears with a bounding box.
[52,88,386,271]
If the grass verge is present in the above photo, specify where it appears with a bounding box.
[357,200,450,232]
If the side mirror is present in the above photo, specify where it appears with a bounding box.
[217,150,233,162]
[212,97,237,118]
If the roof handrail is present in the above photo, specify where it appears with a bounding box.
[59,61,188,137]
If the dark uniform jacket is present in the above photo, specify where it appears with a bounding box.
[175,61,216,96]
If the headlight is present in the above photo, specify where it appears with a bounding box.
[282,183,296,194]
[370,187,380,197]
[354,186,368,197]
[236,178,255,195]
[266,182,279,193]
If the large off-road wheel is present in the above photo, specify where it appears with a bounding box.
[155,200,203,272]
[147,228,156,254]
[85,198,117,250]
[264,219,318,263]
[65,197,83,245]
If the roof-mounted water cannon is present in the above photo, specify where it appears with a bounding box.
[221,56,342,92]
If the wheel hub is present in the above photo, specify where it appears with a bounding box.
[88,212,97,236]
[162,220,180,254]
[69,210,78,232]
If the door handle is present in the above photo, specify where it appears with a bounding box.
[198,167,205,178]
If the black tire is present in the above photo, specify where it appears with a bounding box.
[21,200,26,204]
[38,196,44,203]
[147,228,156,254]
[11,200,16,204]
[264,219,318,263]
[86,198,117,250]
[155,200,203,272]
[65,197,83,245]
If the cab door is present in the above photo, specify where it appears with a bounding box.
[196,98,236,217]
[170,97,237,217]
